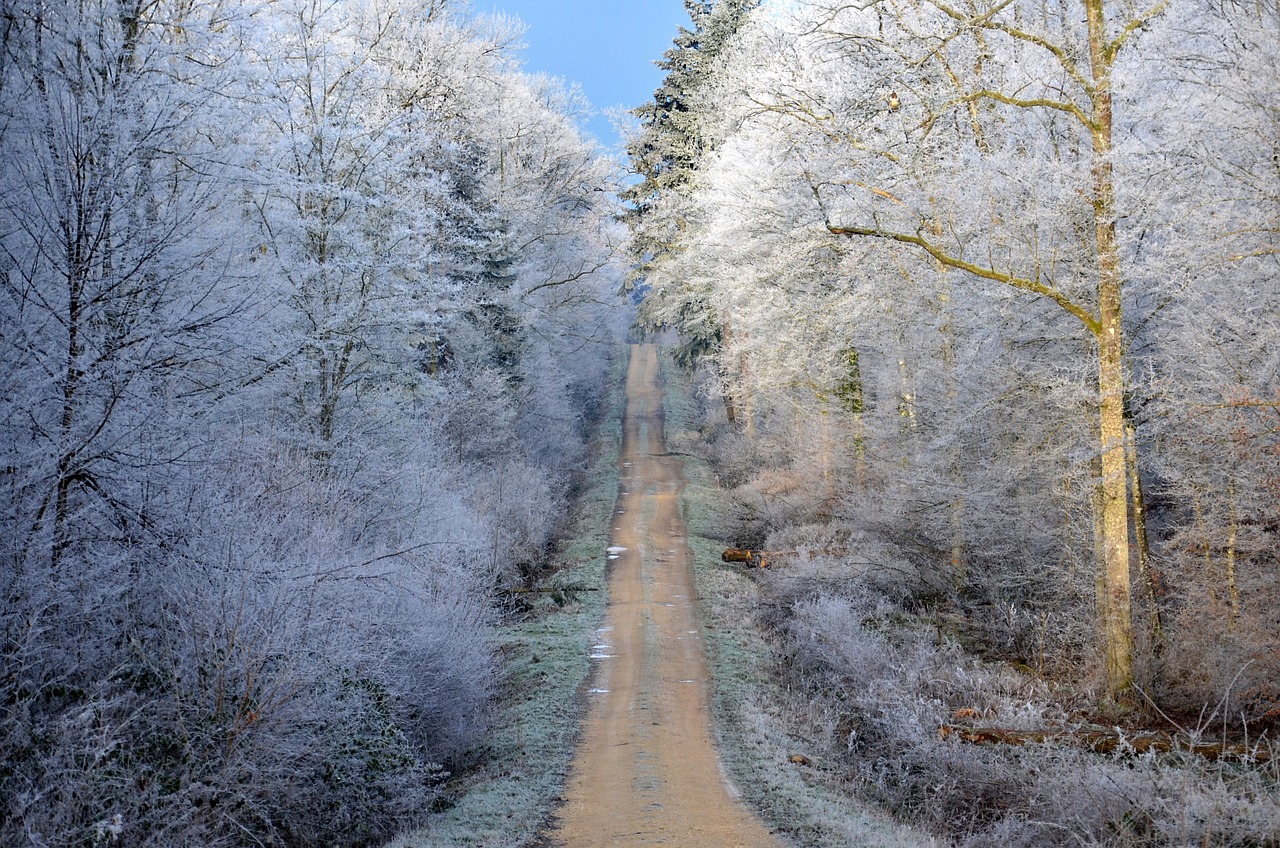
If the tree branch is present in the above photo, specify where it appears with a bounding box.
[963,88,1095,130]
[825,222,1101,334]
[926,0,1093,95]
[1107,0,1170,63]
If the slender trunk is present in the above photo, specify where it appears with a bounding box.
[720,317,754,435]
[54,181,90,570]
[819,403,833,484]
[1193,488,1218,611]
[940,288,966,586]
[897,357,916,434]
[54,310,80,569]
[1087,0,1134,701]
[1124,413,1163,648]
[1226,480,1240,624]
[836,346,867,487]
[721,319,739,426]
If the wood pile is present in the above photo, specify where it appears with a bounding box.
[721,547,856,568]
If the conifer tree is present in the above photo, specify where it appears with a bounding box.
[624,0,759,367]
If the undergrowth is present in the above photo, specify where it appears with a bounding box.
[659,350,937,848]
[390,347,628,848]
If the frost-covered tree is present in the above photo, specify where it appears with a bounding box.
[799,0,1168,701]
[624,0,761,369]
[0,0,625,843]
[0,0,246,574]
[676,0,1169,701]
[650,0,1277,709]
[242,0,480,461]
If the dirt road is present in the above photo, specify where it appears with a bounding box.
[545,345,781,848]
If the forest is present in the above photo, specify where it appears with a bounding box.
[624,0,1278,843]
[2,0,1277,845]
[0,0,625,843]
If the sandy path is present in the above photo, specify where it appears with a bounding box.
[545,345,781,848]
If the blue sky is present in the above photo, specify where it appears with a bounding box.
[481,1,691,152]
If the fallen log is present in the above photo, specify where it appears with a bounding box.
[721,548,778,568]
[721,547,857,568]
[939,725,1271,763]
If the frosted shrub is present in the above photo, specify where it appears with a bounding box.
[789,594,903,693]
[384,591,496,765]
[764,525,931,603]
[0,568,492,848]
[274,671,442,847]
[0,436,500,847]
[776,587,1280,845]
[469,459,564,589]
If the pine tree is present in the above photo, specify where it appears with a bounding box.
[624,0,759,367]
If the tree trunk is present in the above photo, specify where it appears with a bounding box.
[54,163,91,571]
[1125,413,1164,648]
[940,287,966,587]
[1087,0,1134,702]
[1226,480,1240,623]
[1096,330,1134,699]
[720,318,740,426]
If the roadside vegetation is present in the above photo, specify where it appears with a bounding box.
[391,349,627,848]
[660,351,938,848]
[662,352,1279,847]
[620,0,1280,843]
[1,3,625,844]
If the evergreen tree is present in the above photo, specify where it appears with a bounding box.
[624,0,759,367]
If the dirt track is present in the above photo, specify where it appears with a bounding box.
[545,345,780,848]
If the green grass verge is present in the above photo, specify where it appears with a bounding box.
[657,351,936,848]
[390,348,627,848]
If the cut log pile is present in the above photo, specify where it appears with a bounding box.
[939,724,1272,763]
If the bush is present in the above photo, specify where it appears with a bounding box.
[0,437,499,847]
[772,586,1280,846]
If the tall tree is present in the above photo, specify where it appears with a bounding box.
[795,0,1169,702]
[0,0,245,571]
[624,0,760,368]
